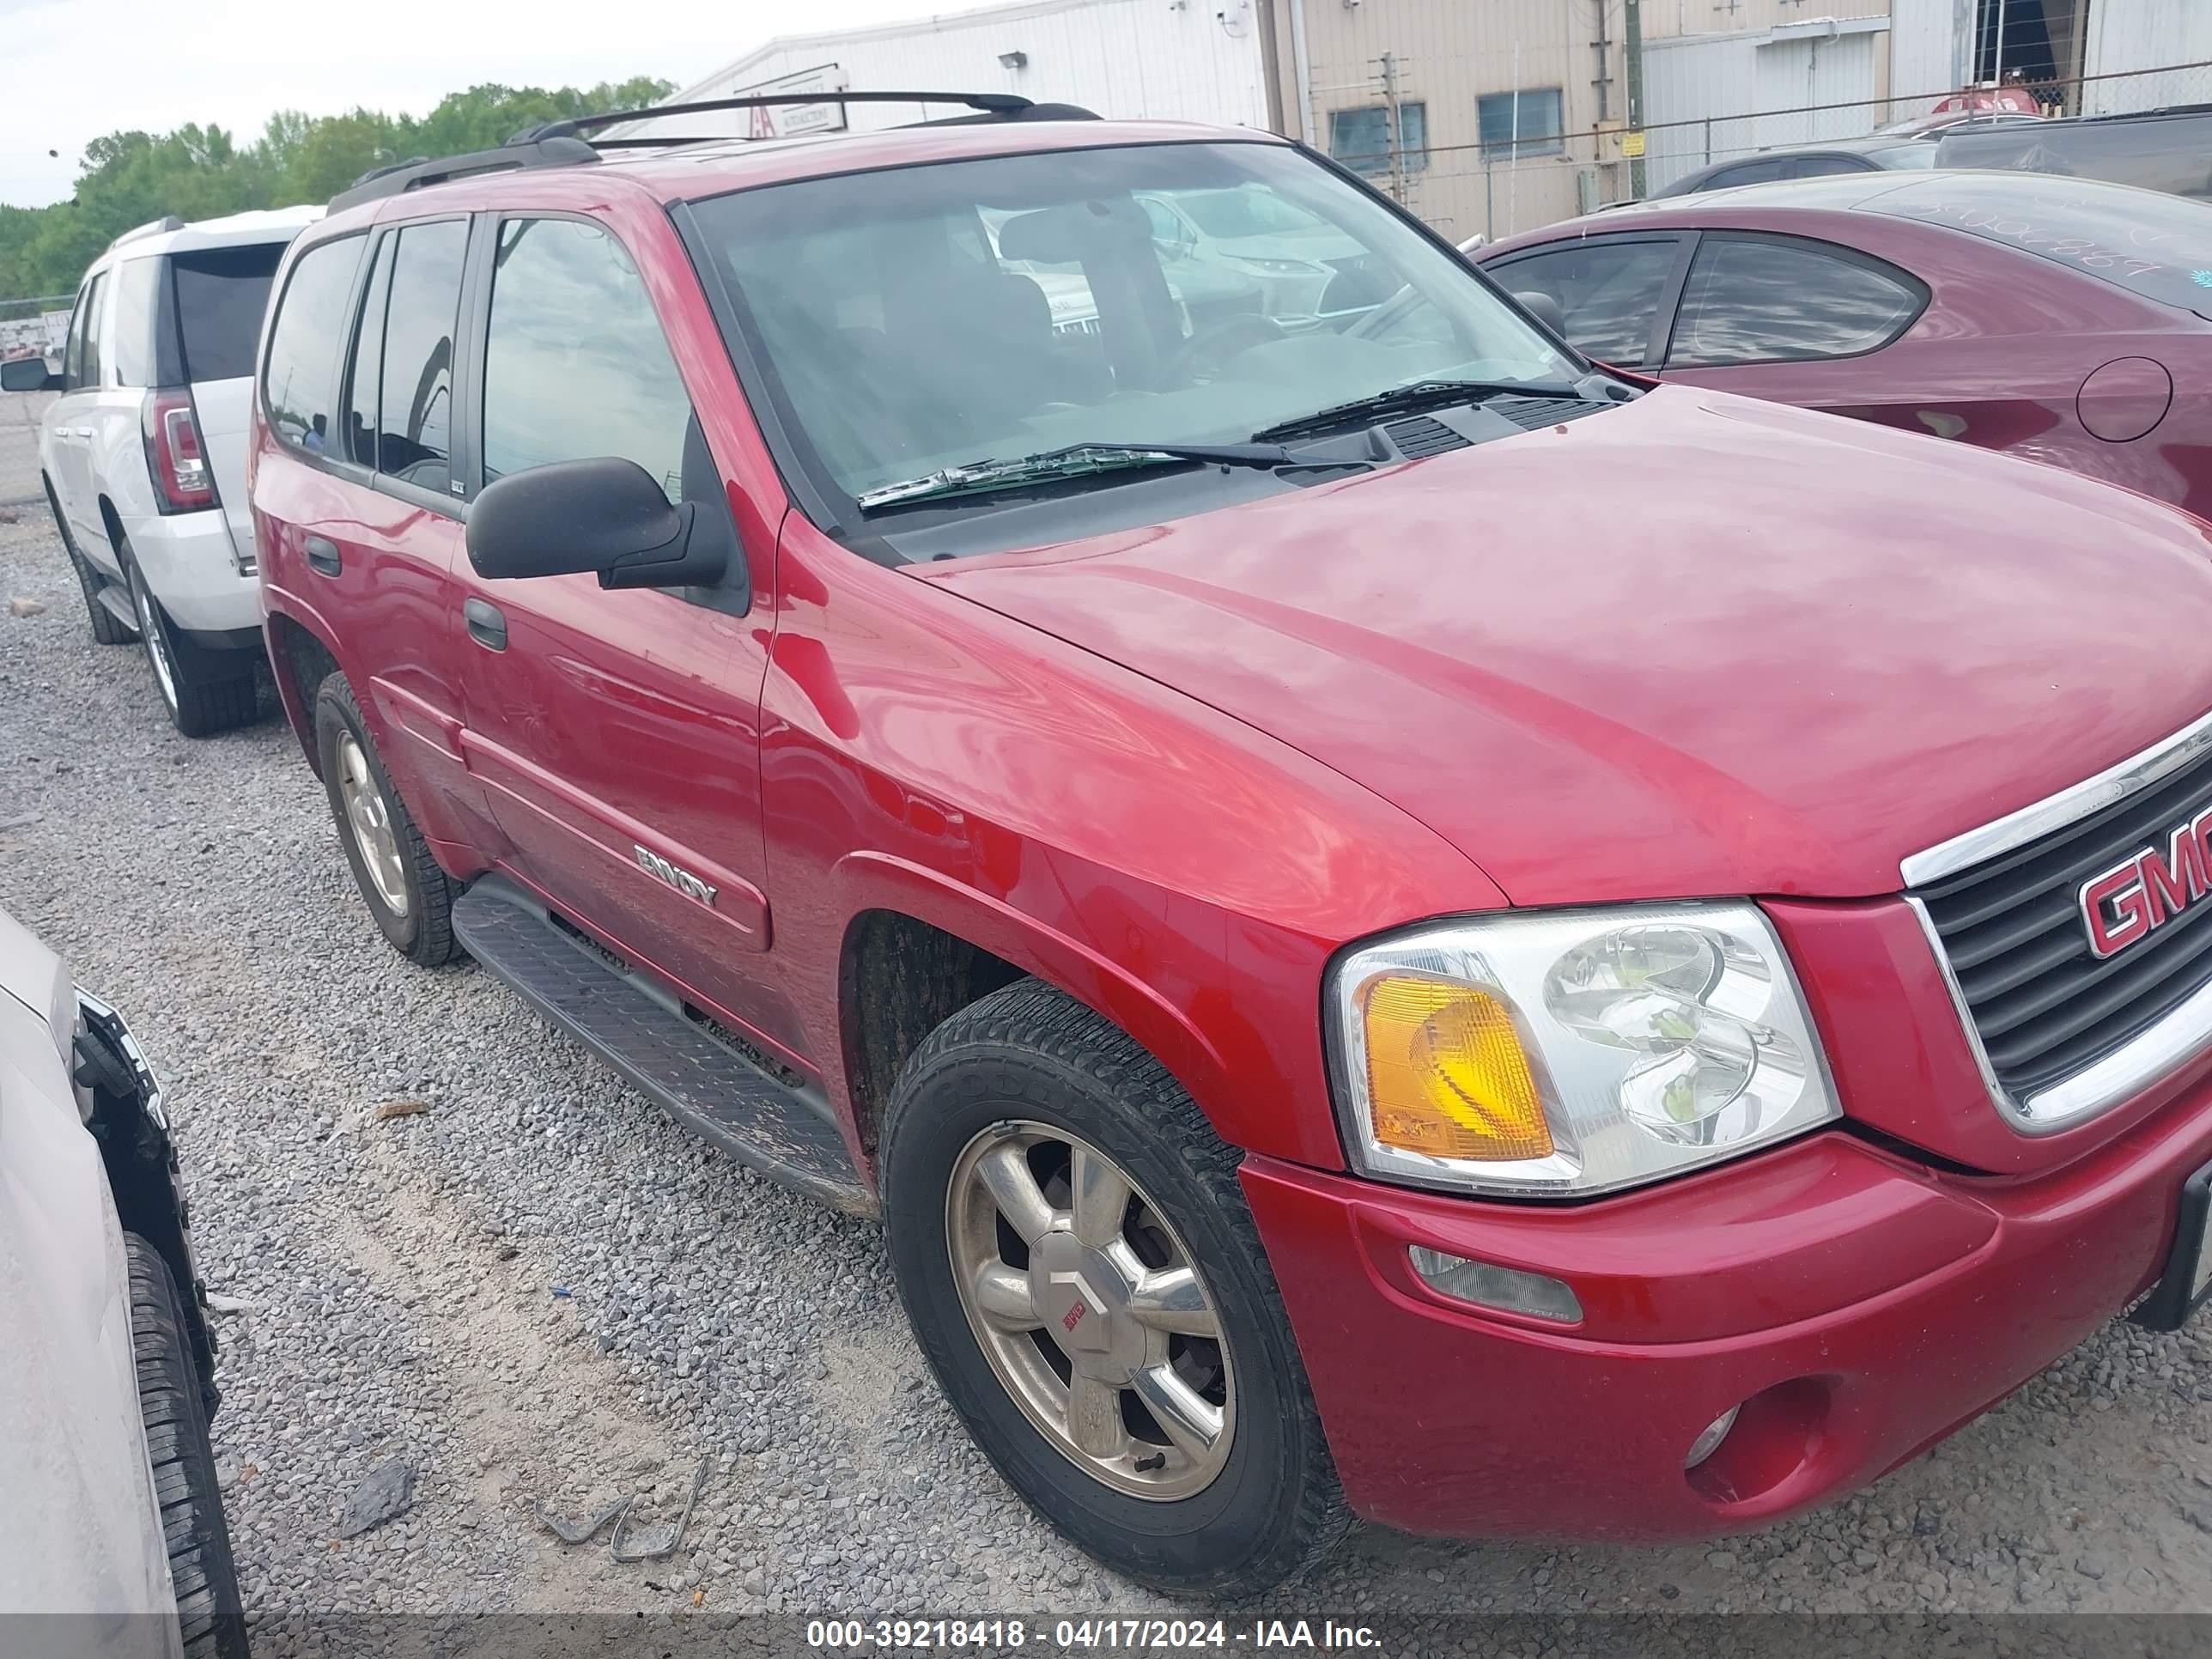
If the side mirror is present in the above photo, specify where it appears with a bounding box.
[2,357,60,393]
[1513,289,1566,335]
[465,457,735,592]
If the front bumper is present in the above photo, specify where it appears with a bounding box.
[78,991,219,1416]
[1243,1079,2212,1541]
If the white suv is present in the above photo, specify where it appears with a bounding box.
[4,206,321,736]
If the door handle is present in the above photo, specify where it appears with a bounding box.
[464,597,507,652]
[304,535,341,576]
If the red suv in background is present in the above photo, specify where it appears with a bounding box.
[250,93,2212,1595]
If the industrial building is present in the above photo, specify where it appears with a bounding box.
[632,0,2212,240]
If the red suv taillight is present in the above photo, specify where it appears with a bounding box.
[143,389,216,514]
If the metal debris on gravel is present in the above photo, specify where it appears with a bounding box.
[3,386,2212,1633]
[340,1459,416,1539]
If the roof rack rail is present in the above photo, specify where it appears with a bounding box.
[106,215,185,254]
[326,135,599,214]
[325,90,1101,216]
[514,88,1049,143]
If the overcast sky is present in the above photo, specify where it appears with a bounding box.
[1,0,937,208]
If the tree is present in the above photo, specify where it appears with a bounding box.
[0,77,675,299]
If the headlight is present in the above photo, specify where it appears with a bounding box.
[1227,255,1326,276]
[1328,903,1839,1197]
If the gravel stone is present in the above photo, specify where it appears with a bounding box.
[5,388,2212,1623]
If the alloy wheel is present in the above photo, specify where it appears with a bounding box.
[336,732,410,917]
[131,568,179,713]
[946,1120,1234,1500]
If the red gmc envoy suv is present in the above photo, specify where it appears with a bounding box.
[249,92,2212,1595]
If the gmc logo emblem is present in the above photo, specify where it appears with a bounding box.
[1061,1298,1089,1334]
[2080,805,2212,957]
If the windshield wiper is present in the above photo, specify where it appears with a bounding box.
[1250,379,1586,444]
[854,441,1301,512]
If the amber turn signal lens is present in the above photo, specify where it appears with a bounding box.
[1361,975,1553,1161]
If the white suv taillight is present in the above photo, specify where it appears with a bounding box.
[143,389,215,514]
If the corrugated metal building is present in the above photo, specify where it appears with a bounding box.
[622,0,1278,143]
[630,0,2209,241]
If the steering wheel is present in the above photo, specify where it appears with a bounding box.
[1165,313,1287,382]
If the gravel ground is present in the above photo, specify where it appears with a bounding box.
[6,385,2212,1643]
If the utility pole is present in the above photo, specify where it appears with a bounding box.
[1624,0,1647,198]
[1382,52,1406,205]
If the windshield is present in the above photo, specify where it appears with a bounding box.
[688,141,1576,509]
[1868,173,2212,314]
[1168,188,1330,239]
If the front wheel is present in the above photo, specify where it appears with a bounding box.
[126,1235,246,1659]
[880,980,1347,1595]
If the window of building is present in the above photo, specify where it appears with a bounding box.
[375,220,468,495]
[260,234,365,456]
[481,217,694,504]
[1478,88,1565,160]
[1328,103,1429,175]
[1666,235,1927,368]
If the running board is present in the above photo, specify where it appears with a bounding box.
[452,875,875,1216]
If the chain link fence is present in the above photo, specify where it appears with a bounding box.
[1340,58,2212,246]
[0,295,71,365]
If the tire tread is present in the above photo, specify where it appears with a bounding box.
[884,978,1351,1595]
[125,1234,247,1659]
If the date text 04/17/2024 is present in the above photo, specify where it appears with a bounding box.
[804,1619,1383,1649]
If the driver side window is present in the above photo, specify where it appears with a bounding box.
[1488,238,1679,366]
[481,216,695,505]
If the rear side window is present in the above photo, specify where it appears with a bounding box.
[480,217,693,502]
[69,272,107,389]
[1665,235,1924,368]
[1790,155,1875,179]
[1492,239,1678,365]
[110,256,176,388]
[342,234,397,470]
[1706,158,1789,189]
[376,220,468,495]
[263,234,366,455]
[173,244,284,383]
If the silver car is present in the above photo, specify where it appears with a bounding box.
[0,905,240,1658]
[4,205,321,737]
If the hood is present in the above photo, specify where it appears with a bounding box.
[0,904,70,1053]
[924,386,2212,906]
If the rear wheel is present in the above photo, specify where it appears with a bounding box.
[125,1235,246,1659]
[43,478,135,645]
[314,673,458,965]
[122,544,257,738]
[881,979,1348,1595]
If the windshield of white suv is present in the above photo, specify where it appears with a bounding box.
[687,141,1577,512]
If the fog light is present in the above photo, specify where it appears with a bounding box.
[1685,1404,1741,1469]
[1407,1246,1582,1322]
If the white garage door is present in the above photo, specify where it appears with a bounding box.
[1644,21,1887,193]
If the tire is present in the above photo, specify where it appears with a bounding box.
[121,545,257,738]
[125,1234,247,1659]
[880,978,1349,1595]
[313,674,458,965]
[43,478,136,645]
